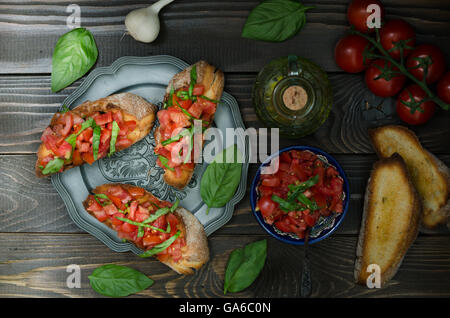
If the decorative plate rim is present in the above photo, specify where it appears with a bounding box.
[50,55,249,255]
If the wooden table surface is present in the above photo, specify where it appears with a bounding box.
[1,0,450,298]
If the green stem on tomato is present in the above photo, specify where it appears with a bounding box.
[352,29,449,110]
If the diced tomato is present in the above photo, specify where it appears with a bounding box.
[112,213,125,226]
[86,197,103,212]
[187,102,203,118]
[179,99,193,110]
[100,128,112,144]
[280,151,292,163]
[261,175,280,187]
[112,110,123,124]
[115,137,133,149]
[93,210,108,222]
[103,204,118,216]
[81,152,95,164]
[303,211,318,227]
[128,187,145,198]
[78,127,93,142]
[60,112,73,137]
[108,186,132,204]
[73,114,84,125]
[94,112,113,126]
[143,234,164,247]
[169,108,191,128]
[57,141,73,159]
[78,142,90,153]
[192,84,204,96]
[135,205,150,222]
[121,222,137,233]
[72,149,83,166]
[124,120,137,132]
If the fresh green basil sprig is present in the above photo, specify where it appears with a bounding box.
[224,239,267,294]
[41,157,65,175]
[51,28,98,92]
[271,175,319,213]
[88,264,153,297]
[200,145,243,214]
[241,0,314,42]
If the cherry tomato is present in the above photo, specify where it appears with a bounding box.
[334,34,372,73]
[365,59,406,97]
[437,71,450,105]
[406,44,446,84]
[379,19,416,60]
[396,84,436,125]
[347,0,384,33]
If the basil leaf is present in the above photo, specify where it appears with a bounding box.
[241,0,313,42]
[224,239,267,294]
[200,145,243,213]
[158,155,175,171]
[109,121,120,156]
[51,28,98,92]
[139,230,181,258]
[188,65,197,97]
[41,157,65,175]
[88,264,153,297]
[92,124,101,160]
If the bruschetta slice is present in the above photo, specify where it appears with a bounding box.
[154,61,224,189]
[36,93,157,177]
[83,183,209,275]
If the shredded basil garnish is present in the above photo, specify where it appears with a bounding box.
[92,123,101,160]
[158,155,175,171]
[188,65,197,97]
[139,230,181,258]
[109,120,120,156]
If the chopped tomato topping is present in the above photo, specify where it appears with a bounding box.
[256,150,344,238]
[87,185,185,263]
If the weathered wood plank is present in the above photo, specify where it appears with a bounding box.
[0,0,449,74]
[0,233,449,298]
[1,74,449,155]
[1,154,449,234]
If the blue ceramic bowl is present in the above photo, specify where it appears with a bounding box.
[250,145,350,245]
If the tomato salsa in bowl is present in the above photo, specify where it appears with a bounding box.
[250,146,349,245]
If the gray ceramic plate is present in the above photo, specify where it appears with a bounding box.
[51,55,249,255]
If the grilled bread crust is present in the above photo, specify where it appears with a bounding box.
[369,125,450,228]
[355,154,422,287]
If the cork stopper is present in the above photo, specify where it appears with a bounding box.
[282,85,308,111]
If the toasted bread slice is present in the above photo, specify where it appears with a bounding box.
[369,125,450,228]
[36,93,157,177]
[83,183,209,275]
[355,154,421,287]
[154,61,224,189]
